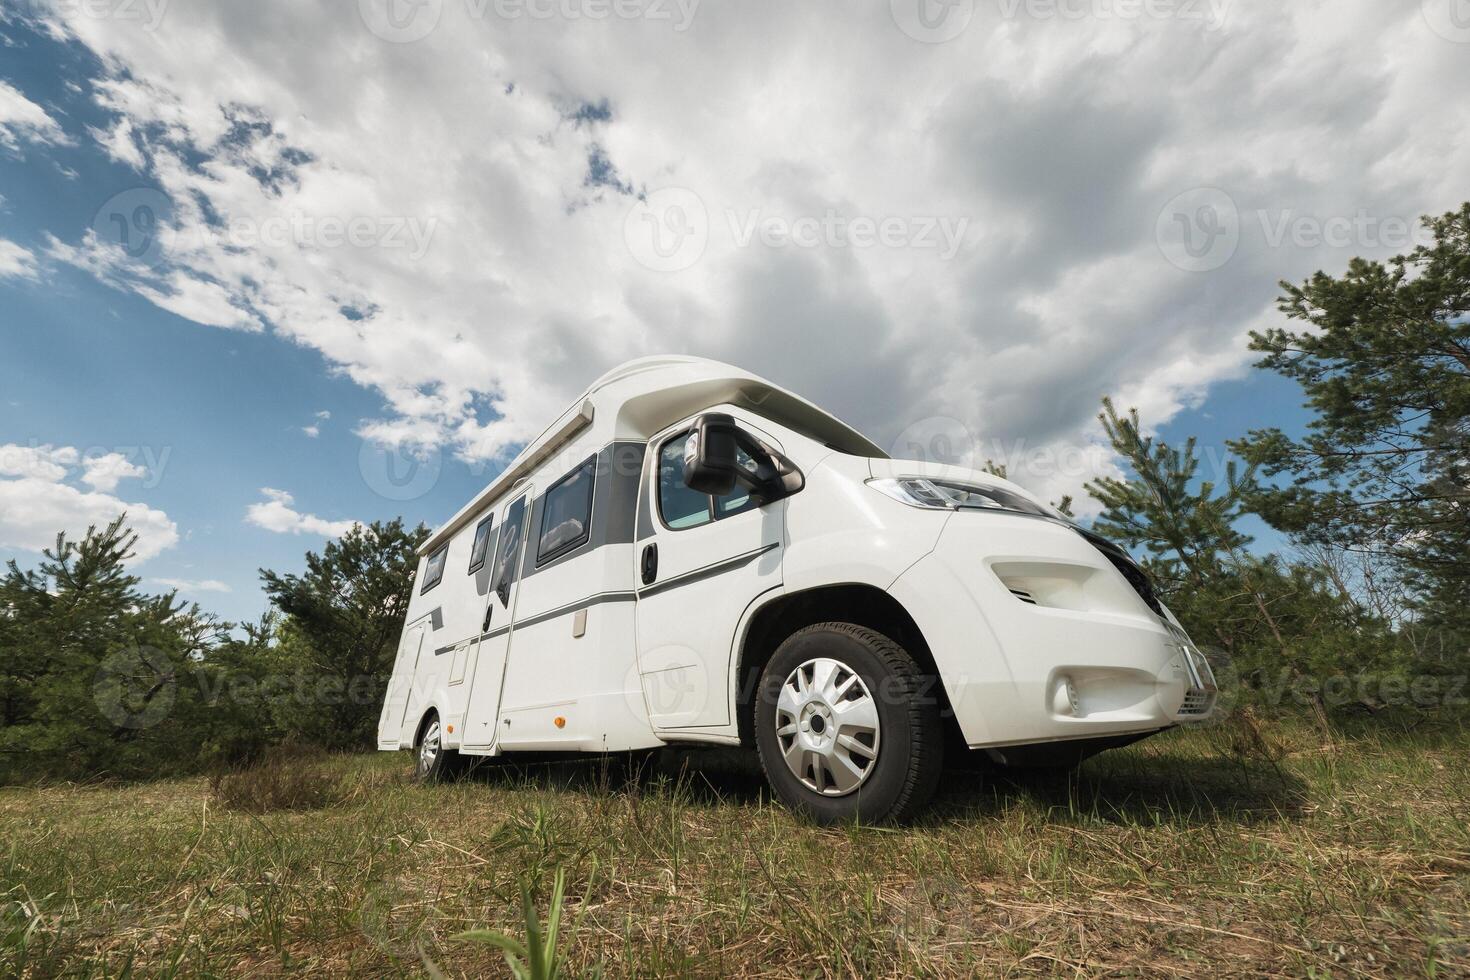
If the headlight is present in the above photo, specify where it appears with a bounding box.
[865,477,1055,518]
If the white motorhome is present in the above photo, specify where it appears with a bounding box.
[378,356,1217,823]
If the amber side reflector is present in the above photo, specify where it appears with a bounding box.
[554,716,566,729]
[446,724,454,734]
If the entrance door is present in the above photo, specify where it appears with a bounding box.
[461,489,532,750]
[634,421,784,729]
[378,622,425,747]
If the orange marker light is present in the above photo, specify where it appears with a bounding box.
[446,724,454,734]
[554,716,566,729]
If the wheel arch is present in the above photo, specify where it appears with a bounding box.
[733,583,959,748]
[412,705,441,748]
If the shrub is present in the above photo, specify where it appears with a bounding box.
[209,746,348,814]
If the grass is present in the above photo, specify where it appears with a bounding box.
[2,715,1468,977]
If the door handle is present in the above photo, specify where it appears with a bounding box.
[640,543,658,585]
[482,604,493,634]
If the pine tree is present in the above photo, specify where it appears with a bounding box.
[1234,203,1470,635]
[260,519,428,749]
[1085,397,1256,592]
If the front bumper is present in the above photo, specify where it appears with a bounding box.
[888,512,1218,748]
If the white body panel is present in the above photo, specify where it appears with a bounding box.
[634,413,787,730]
[379,356,1215,761]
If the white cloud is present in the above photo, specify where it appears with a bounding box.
[0,238,39,281]
[151,577,232,594]
[0,444,78,482]
[35,1,1470,506]
[245,487,358,537]
[0,445,169,558]
[0,477,178,562]
[0,79,69,150]
[81,452,148,492]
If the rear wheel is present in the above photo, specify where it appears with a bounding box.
[414,711,461,783]
[755,623,943,825]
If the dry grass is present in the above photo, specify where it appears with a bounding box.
[2,715,1468,977]
[208,747,354,815]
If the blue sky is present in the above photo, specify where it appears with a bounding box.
[0,14,490,621]
[2,4,1462,624]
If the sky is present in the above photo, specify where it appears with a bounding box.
[0,1,1467,625]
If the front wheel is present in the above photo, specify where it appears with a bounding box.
[414,711,461,783]
[755,623,943,825]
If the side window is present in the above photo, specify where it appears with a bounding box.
[658,425,769,529]
[467,515,495,573]
[538,457,595,564]
[658,432,712,529]
[420,545,448,594]
[492,496,527,606]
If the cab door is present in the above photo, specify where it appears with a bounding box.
[461,489,532,750]
[634,421,785,729]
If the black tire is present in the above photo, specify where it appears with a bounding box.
[413,710,461,783]
[754,623,943,825]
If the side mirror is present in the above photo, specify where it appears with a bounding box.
[682,414,742,496]
[682,414,806,503]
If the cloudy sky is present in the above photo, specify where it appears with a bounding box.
[1,0,1467,622]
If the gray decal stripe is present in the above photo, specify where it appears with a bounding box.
[431,590,641,653]
[637,543,779,598]
[507,590,637,631]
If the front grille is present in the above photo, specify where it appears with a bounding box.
[1179,690,1213,716]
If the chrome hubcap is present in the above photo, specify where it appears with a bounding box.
[418,719,440,773]
[775,657,880,796]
